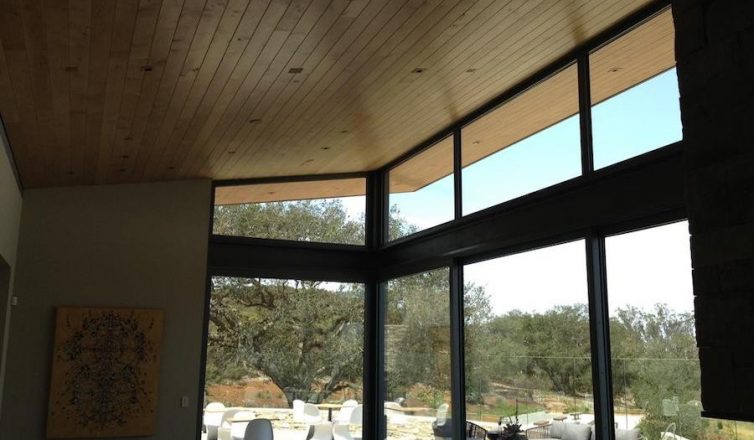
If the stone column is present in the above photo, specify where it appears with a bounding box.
[673,0,754,419]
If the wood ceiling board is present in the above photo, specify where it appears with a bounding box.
[44,1,71,185]
[142,0,237,177]
[82,0,118,185]
[215,177,366,204]
[202,0,418,179]
[190,0,343,179]
[67,0,93,183]
[104,0,165,180]
[0,0,668,188]
[136,0,230,180]
[166,0,307,178]
[389,135,453,193]
[129,0,210,182]
[219,0,497,179]
[157,0,274,178]
[462,64,579,168]
[146,0,253,176]
[590,9,675,105]
[117,0,186,181]
[216,0,481,178]
[93,0,141,183]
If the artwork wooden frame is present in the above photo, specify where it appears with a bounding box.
[46,307,164,438]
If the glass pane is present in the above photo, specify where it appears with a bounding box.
[389,137,454,240]
[590,9,682,169]
[213,178,366,245]
[464,241,594,437]
[462,65,581,215]
[385,268,452,440]
[204,277,364,439]
[606,221,747,439]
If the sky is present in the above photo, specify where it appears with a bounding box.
[331,68,688,316]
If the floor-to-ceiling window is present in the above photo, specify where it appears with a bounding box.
[204,276,364,440]
[606,222,754,440]
[384,268,452,440]
[464,241,594,433]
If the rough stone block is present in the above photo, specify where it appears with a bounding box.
[718,257,754,294]
[692,266,720,296]
[699,347,737,412]
[673,3,707,57]
[705,0,754,45]
[691,223,754,267]
[685,164,728,233]
[695,296,754,346]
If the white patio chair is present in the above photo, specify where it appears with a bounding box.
[243,418,273,440]
[230,411,255,440]
[303,402,323,424]
[310,421,333,440]
[218,410,240,440]
[349,405,362,424]
[335,405,356,424]
[342,399,358,407]
[384,402,407,424]
[333,405,363,440]
[204,402,226,440]
[333,423,358,440]
[293,399,306,423]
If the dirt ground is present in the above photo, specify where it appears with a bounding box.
[206,377,289,407]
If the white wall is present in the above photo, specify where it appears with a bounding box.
[0,180,211,439]
[0,131,22,418]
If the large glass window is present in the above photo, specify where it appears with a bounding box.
[462,65,581,215]
[213,178,366,245]
[606,222,753,440]
[389,137,454,241]
[590,9,682,169]
[464,241,594,436]
[384,268,452,440]
[204,277,364,440]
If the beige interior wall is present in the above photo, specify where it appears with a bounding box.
[0,179,211,440]
[0,131,22,419]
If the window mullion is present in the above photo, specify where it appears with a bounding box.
[586,234,616,440]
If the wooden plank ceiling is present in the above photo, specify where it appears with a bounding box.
[0,0,660,192]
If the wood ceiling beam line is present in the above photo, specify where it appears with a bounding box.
[198,0,363,177]
[169,0,303,177]
[221,0,488,179]
[150,0,254,178]
[67,0,92,186]
[117,0,187,181]
[106,0,167,181]
[128,0,210,182]
[140,0,232,181]
[153,0,280,177]
[168,0,348,177]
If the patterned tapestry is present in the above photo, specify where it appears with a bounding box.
[46,307,164,438]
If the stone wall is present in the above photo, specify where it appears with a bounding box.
[673,0,754,419]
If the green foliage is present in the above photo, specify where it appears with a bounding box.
[208,277,364,405]
[214,199,364,245]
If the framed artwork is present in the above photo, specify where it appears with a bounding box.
[46,307,164,438]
